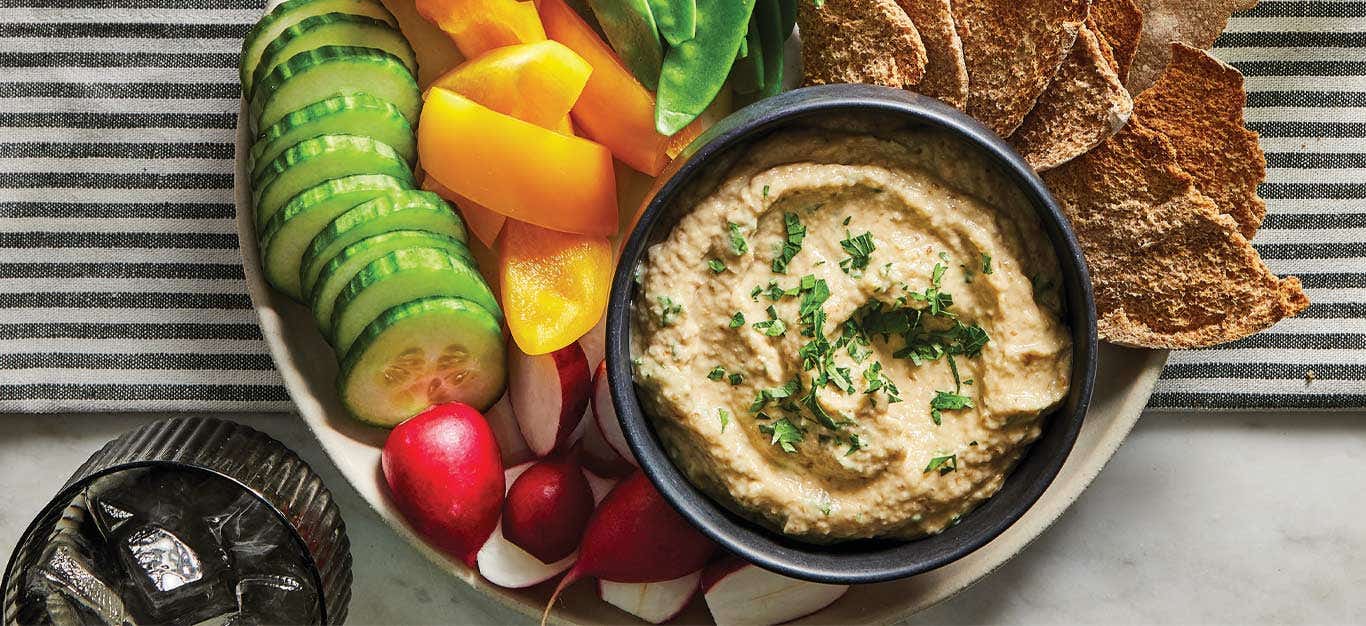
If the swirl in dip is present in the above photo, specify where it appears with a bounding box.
[630,128,1072,542]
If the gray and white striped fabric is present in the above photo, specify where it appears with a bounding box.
[0,0,1360,412]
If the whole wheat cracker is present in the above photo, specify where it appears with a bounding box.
[1133,42,1265,238]
[1087,14,1120,74]
[952,0,1089,137]
[798,0,928,89]
[896,0,969,108]
[1008,25,1133,171]
[1126,0,1256,92]
[1089,0,1142,83]
[1042,118,1306,348]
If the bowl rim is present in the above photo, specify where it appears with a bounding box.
[606,83,1098,585]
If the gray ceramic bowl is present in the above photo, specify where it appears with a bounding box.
[605,84,1098,585]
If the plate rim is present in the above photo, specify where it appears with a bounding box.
[233,100,1170,624]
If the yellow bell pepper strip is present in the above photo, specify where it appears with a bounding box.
[419,88,618,237]
[425,40,593,132]
[421,176,507,248]
[415,0,546,59]
[500,219,613,354]
[539,0,671,175]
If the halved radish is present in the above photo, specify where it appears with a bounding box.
[542,472,715,624]
[599,570,701,624]
[502,450,595,563]
[510,342,591,456]
[477,462,617,588]
[477,462,574,588]
[580,400,634,477]
[592,360,637,466]
[701,556,849,626]
[483,395,533,466]
[579,315,606,367]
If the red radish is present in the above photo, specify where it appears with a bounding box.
[591,360,637,466]
[502,449,595,563]
[541,472,715,624]
[510,342,591,456]
[580,315,606,366]
[477,462,574,588]
[580,389,634,476]
[599,570,701,624]
[382,403,504,568]
[477,463,617,589]
[701,556,849,626]
[483,394,533,466]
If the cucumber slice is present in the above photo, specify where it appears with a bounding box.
[309,230,478,335]
[300,190,468,298]
[240,0,396,95]
[252,13,417,102]
[249,94,415,178]
[258,173,412,300]
[331,247,501,356]
[250,45,419,132]
[339,296,506,425]
[252,134,413,229]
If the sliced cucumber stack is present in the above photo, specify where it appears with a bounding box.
[331,247,500,356]
[258,173,413,300]
[299,190,468,298]
[250,94,415,177]
[252,134,413,229]
[339,296,506,425]
[251,13,418,99]
[250,45,420,132]
[240,0,397,95]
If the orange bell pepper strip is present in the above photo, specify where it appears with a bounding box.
[539,0,671,176]
[419,88,618,237]
[500,219,613,354]
[415,0,546,59]
[426,40,592,133]
[421,176,507,248]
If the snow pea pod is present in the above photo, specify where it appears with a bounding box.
[649,0,697,46]
[754,0,785,97]
[586,0,664,90]
[656,0,756,135]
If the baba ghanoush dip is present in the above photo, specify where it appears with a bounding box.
[630,128,1073,542]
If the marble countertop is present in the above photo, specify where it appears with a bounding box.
[3,410,1363,624]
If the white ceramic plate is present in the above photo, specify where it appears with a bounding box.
[235,108,1168,624]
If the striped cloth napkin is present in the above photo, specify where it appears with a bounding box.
[0,0,1360,413]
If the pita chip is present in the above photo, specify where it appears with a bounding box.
[896,0,969,108]
[1126,0,1256,92]
[1008,25,1133,171]
[952,0,1089,137]
[1134,42,1265,237]
[798,0,928,89]
[1042,119,1307,348]
[1089,0,1143,82]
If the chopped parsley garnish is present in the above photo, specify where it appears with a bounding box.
[752,305,787,337]
[718,408,730,433]
[981,253,993,274]
[845,433,863,456]
[728,311,746,328]
[728,372,744,385]
[924,454,958,474]
[656,295,682,326]
[862,361,902,403]
[839,231,876,273]
[818,499,832,516]
[758,417,803,453]
[770,212,806,273]
[750,378,800,412]
[842,215,852,226]
[707,258,726,273]
[707,366,725,381]
[749,285,762,300]
[929,390,973,425]
[762,184,770,198]
[727,222,749,256]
